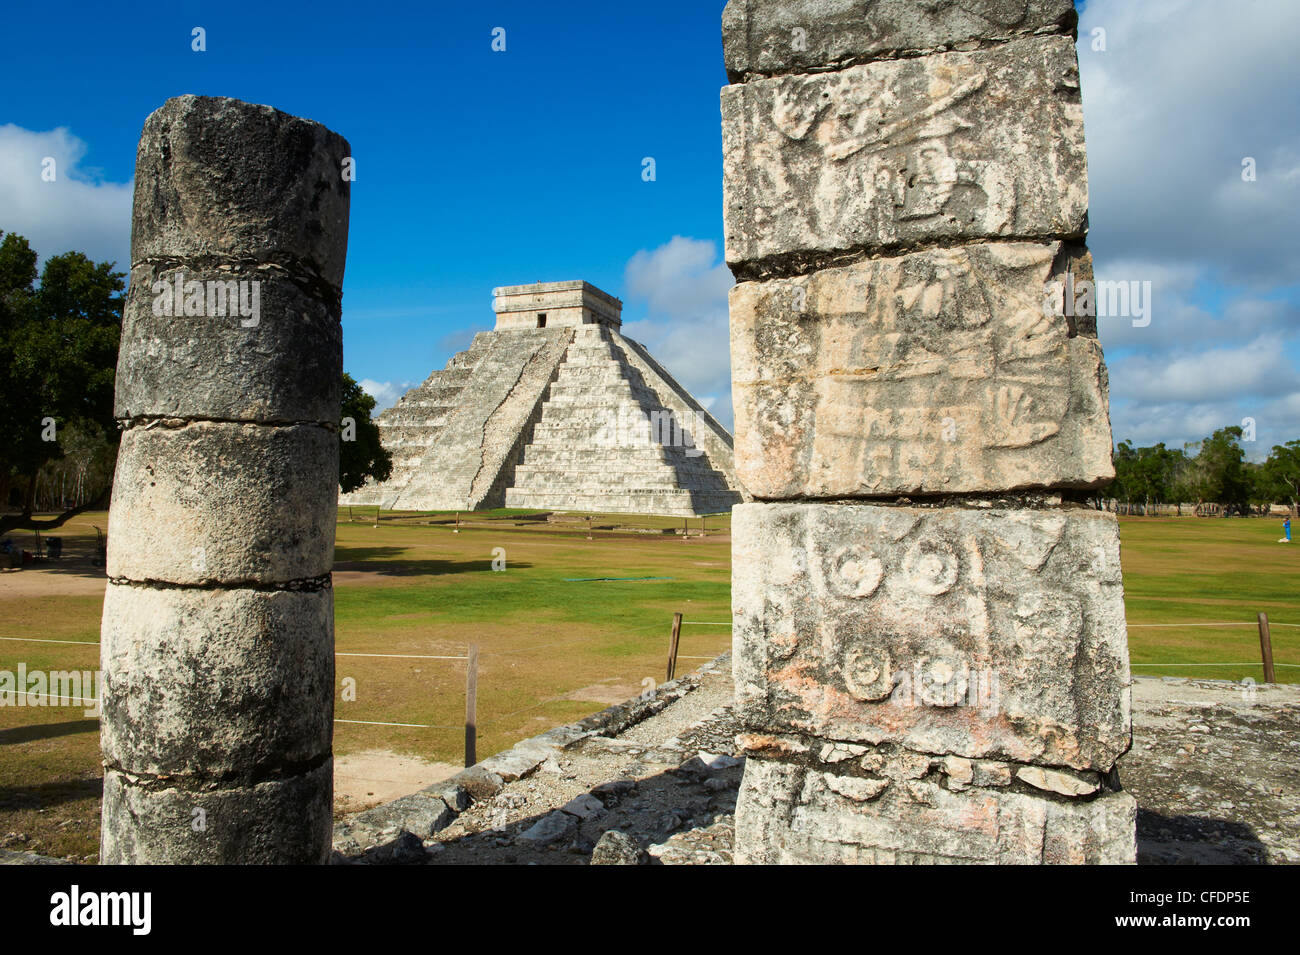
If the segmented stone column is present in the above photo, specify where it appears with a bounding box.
[100,96,350,863]
[722,0,1137,863]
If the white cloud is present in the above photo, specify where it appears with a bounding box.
[1079,0,1300,287]
[0,124,132,271]
[1109,392,1299,461]
[1111,335,1298,404]
[1077,0,1300,456]
[622,236,735,430]
[359,379,415,414]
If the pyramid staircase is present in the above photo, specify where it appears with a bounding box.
[354,335,492,505]
[341,281,741,516]
[505,325,740,515]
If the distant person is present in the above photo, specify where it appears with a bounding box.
[1281,516,1292,544]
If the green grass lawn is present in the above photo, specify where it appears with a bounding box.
[1117,515,1298,684]
[328,509,732,765]
[0,507,1294,860]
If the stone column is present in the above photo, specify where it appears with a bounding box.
[722,0,1137,863]
[100,96,350,863]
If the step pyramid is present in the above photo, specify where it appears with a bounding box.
[341,281,741,516]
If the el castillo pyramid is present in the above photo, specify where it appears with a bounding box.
[341,281,741,516]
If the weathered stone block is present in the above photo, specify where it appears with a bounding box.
[116,264,342,424]
[131,95,351,289]
[721,36,1087,273]
[722,0,1076,80]
[731,242,1114,497]
[100,583,333,777]
[735,758,1137,864]
[733,503,1131,771]
[100,761,333,864]
[353,792,455,838]
[106,422,337,585]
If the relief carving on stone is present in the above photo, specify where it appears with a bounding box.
[731,242,1113,496]
[734,505,1129,770]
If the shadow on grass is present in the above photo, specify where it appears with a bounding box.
[1,556,106,582]
[334,547,532,577]
[0,719,99,746]
[0,775,102,813]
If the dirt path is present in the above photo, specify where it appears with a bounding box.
[334,750,460,815]
[0,563,107,598]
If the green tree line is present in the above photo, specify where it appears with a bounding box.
[1109,426,1300,516]
[1,229,390,535]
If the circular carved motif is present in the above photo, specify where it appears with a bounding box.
[844,645,893,701]
[829,546,885,599]
[901,539,960,596]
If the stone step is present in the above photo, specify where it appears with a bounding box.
[511,468,686,488]
[555,364,627,382]
[518,446,672,465]
[541,389,660,406]
[504,487,741,516]
[561,345,618,362]
[543,408,696,426]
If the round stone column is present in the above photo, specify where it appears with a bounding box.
[100,95,350,863]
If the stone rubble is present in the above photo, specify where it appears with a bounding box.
[326,658,1299,866]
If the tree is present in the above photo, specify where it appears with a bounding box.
[339,373,392,494]
[0,230,124,534]
[2,228,390,528]
[1108,440,1188,514]
[1181,426,1251,513]
[1258,440,1300,512]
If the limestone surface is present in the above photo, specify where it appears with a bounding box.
[721,36,1087,274]
[318,656,1298,867]
[722,0,1076,79]
[101,762,334,865]
[732,502,1131,772]
[107,421,337,585]
[735,757,1136,864]
[344,282,740,517]
[100,583,334,777]
[324,655,1300,868]
[731,242,1114,497]
[386,327,575,511]
[102,95,347,865]
[505,325,740,516]
[130,95,352,290]
[117,263,341,425]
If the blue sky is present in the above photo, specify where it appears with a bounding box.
[2,0,1298,456]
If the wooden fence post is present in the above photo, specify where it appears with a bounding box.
[1258,613,1276,684]
[465,643,479,766]
[666,612,683,682]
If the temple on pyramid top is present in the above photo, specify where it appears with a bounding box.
[492,280,623,330]
[341,281,741,516]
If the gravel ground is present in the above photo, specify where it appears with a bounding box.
[1121,676,1300,865]
[333,658,1300,865]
